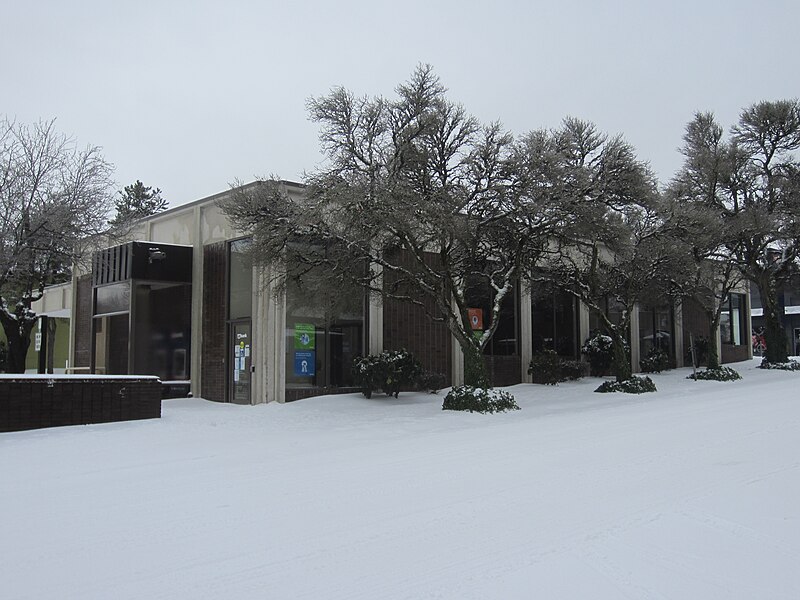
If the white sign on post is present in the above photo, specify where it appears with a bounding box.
[35,332,42,351]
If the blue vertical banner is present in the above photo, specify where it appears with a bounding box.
[294,351,315,376]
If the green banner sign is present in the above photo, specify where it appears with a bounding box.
[294,323,315,350]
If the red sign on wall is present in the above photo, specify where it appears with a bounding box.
[468,308,483,330]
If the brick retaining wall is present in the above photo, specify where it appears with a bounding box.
[0,377,161,433]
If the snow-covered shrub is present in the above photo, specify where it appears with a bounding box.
[581,332,616,376]
[352,349,422,398]
[639,347,670,373]
[417,370,447,394]
[758,360,800,371]
[594,375,657,394]
[687,366,742,381]
[528,350,587,385]
[352,354,385,399]
[442,386,520,414]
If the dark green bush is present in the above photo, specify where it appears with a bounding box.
[758,360,800,371]
[594,375,657,394]
[442,386,520,414]
[528,350,587,385]
[352,354,384,399]
[581,332,615,376]
[687,366,742,381]
[639,347,670,373]
[353,349,423,398]
[417,370,447,393]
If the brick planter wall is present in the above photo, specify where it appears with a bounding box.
[0,376,161,433]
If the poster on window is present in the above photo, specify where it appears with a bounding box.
[468,308,483,330]
[294,323,316,350]
[294,351,315,376]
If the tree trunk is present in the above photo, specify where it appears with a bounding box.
[757,279,788,364]
[612,332,631,383]
[0,312,34,374]
[462,339,490,388]
[706,311,721,370]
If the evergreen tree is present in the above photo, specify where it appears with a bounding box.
[111,180,167,226]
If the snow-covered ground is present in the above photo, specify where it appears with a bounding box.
[2,358,800,599]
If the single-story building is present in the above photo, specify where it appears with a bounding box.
[27,182,753,402]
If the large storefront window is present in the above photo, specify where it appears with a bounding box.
[465,277,518,356]
[229,239,253,320]
[588,298,625,336]
[132,282,192,381]
[531,286,578,357]
[638,303,674,361]
[90,242,193,394]
[93,281,131,375]
[720,293,746,345]
[92,279,191,380]
[285,267,364,390]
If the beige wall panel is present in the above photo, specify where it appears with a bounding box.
[201,204,240,244]
[150,211,195,245]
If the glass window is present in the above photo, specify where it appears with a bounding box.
[638,303,674,359]
[132,282,192,381]
[532,286,577,357]
[95,282,130,315]
[721,293,746,345]
[93,314,129,374]
[465,277,518,356]
[229,239,252,320]
[588,298,624,336]
[285,265,364,389]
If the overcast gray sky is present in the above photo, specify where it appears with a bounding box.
[3,0,797,207]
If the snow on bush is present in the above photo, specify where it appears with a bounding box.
[528,349,587,385]
[353,349,423,398]
[758,360,800,371]
[595,375,657,394]
[581,332,622,376]
[687,366,742,381]
[442,386,520,414]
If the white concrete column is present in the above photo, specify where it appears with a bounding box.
[451,299,464,386]
[578,301,590,344]
[519,285,533,383]
[266,273,287,403]
[189,205,203,398]
[744,282,753,360]
[368,264,383,355]
[252,266,268,405]
[673,301,684,368]
[630,305,640,373]
[67,273,79,372]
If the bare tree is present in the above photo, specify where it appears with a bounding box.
[672,102,800,364]
[0,118,114,372]
[519,118,677,382]
[667,112,744,369]
[222,66,558,387]
[728,100,800,363]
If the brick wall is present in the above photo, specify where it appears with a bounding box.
[382,250,452,385]
[0,377,161,433]
[73,275,92,368]
[202,242,227,402]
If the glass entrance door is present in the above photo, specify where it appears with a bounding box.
[229,321,252,404]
